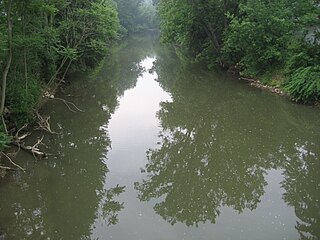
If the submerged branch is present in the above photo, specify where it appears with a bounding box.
[35,111,59,134]
[1,152,25,172]
[0,165,14,170]
[52,97,84,112]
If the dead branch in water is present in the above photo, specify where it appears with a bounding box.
[51,97,84,113]
[5,111,56,162]
[1,152,25,171]
[12,128,47,160]
[16,136,46,160]
[0,165,14,170]
[35,112,59,134]
[15,124,30,141]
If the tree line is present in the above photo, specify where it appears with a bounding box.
[135,50,320,238]
[0,0,158,150]
[157,0,320,103]
[0,0,318,150]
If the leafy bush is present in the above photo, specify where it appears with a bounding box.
[223,0,294,77]
[6,73,42,125]
[284,39,320,103]
[285,40,320,74]
[0,132,11,151]
[285,66,320,103]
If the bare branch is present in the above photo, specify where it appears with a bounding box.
[11,135,47,160]
[1,152,25,172]
[15,124,30,140]
[52,97,84,112]
[35,112,59,134]
[0,165,14,170]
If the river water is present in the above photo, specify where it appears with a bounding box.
[0,33,319,240]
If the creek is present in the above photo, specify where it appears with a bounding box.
[0,33,319,240]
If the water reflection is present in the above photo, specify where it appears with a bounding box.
[135,53,320,237]
[0,78,123,239]
[97,33,160,96]
[0,33,162,240]
[281,143,320,240]
[0,33,319,240]
[99,185,126,226]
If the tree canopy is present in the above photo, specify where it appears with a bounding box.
[0,0,119,134]
[157,0,320,103]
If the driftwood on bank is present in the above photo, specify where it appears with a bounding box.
[1,92,84,171]
[239,77,288,96]
[11,133,47,160]
[7,122,48,161]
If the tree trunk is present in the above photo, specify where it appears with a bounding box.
[1,0,13,133]
[203,24,221,53]
[23,13,28,90]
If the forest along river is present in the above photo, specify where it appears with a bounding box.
[0,33,320,240]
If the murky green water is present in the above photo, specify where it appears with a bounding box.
[1,33,320,240]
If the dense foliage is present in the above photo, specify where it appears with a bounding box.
[0,0,160,151]
[157,0,320,103]
[1,0,318,151]
[0,0,119,143]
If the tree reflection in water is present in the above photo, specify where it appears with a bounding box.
[0,33,162,240]
[135,65,270,226]
[135,100,268,226]
[135,52,320,239]
[0,77,124,239]
[281,143,320,240]
[99,185,125,226]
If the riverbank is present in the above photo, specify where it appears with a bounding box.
[237,72,320,107]
[0,0,121,159]
[240,77,287,96]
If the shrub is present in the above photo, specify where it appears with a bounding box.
[6,73,42,126]
[284,66,320,103]
[285,41,320,75]
[0,132,11,151]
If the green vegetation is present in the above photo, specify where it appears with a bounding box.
[0,0,160,151]
[0,132,11,151]
[1,0,318,152]
[157,0,320,103]
[0,0,120,149]
[115,0,158,35]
